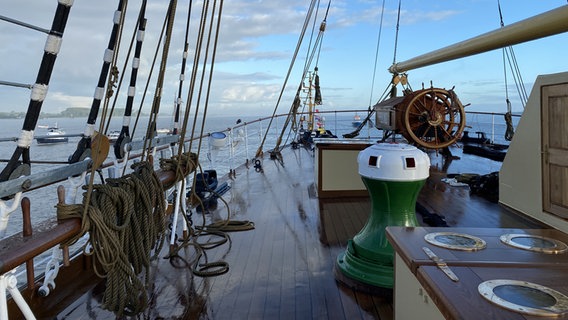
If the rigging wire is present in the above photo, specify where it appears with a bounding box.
[368,0,386,107]
[141,0,178,162]
[253,0,320,159]
[392,0,402,66]
[68,0,127,164]
[173,0,194,136]
[130,5,171,141]
[281,0,330,150]
[113,0,148,160]
[497,0,525,141]
[273,1,329,152]
[344,0,404,139]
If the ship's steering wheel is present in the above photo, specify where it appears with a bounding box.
[400,88,466,149]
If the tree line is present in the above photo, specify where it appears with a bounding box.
[0,108,144,119]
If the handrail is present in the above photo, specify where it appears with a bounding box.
[0,109,516,199]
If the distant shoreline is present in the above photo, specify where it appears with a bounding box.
[0,108,148,119]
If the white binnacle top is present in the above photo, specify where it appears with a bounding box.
[358,142,430,181]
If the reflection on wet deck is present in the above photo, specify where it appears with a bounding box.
[25,143,546,319]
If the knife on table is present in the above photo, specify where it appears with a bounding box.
[422,247,459,282]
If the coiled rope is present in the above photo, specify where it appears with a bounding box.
[159,151,198,189]
[57,161,167,316]
[166,161,255,277]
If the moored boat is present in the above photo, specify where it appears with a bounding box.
[35,125,68,145]
[107,130,120,142]
[352,113,361,127]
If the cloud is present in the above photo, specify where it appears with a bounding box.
[2,0,566,119]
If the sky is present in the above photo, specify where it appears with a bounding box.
[1,0,567,118]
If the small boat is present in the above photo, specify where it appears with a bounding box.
[156,128,172,134]
[108,130,120,142]
[352,113,362,127]
[36,125,68,145]
[460,131,508,162]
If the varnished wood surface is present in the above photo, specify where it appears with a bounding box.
[387,227,568,273]
[10,143,543,319]
[417,265,568,320]
[422,147,545,228]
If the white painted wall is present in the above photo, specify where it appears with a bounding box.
[499,71,568,232]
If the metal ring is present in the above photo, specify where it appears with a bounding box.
[424,232,486,251]
[478,279,568,316]
[500,234,568,254]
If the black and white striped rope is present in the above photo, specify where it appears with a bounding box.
[114,0,147,159]
[0,0,74,182]
[173,0,194,136]
[69,0,125,164]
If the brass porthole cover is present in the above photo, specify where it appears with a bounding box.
[424,232,487,251]
[478,279,568,317]
[500,234,568,254]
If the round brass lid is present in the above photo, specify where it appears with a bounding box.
[478,279,568,317]
[500,234,568,254]
[424,232,486,251]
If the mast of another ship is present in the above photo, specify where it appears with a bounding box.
[303,71,315,132]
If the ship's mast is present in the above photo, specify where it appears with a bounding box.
[302,71,315,131]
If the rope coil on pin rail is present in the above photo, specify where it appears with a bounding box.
[57,161,167,316]
[159,151,198,189]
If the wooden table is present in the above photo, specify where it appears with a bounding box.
[387,226,568,319]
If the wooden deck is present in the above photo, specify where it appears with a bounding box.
[10,143,547,319]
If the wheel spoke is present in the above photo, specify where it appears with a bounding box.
[438,125,452,139]
[418,124,432,140]
[407,109,425,117]
[403,88,466,149]
[412,99,428,114]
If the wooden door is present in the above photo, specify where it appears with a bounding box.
[542,83,568,218]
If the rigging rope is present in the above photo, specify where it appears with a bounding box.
[368,0,386,108]
[497,0,522,141]
[57,161,167,316]
[254,0,321,159]
[265,0,331,155]
[159,0,251,279]
[113,0,148,159]
[141,0,178,161]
